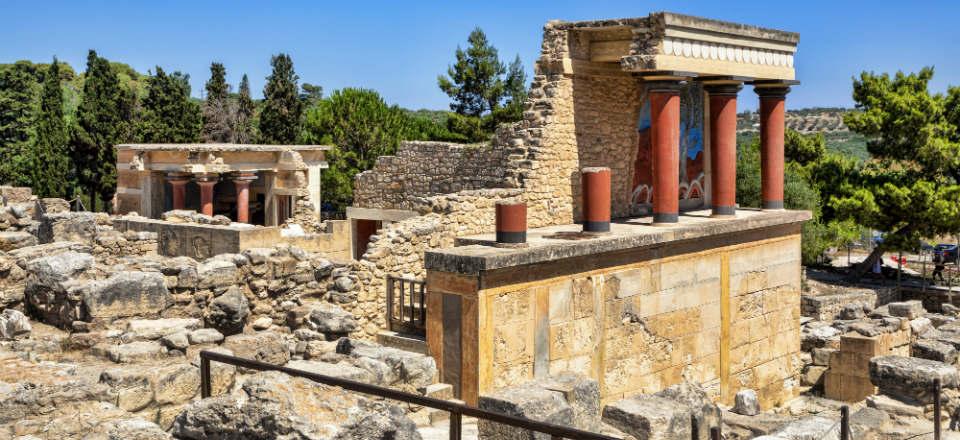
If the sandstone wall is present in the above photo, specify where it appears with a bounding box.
[428,230,803,409]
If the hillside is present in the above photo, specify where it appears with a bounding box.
[738,107,869,160]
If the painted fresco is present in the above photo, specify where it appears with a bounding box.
[631,83,705,213]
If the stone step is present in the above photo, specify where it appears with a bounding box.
[377,330,428,355]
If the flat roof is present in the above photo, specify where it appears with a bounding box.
[116,143,332,152]
[425,208,811,274]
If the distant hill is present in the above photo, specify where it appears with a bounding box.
[738,107,869,161]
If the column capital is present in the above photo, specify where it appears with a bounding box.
[194,173,219,184]
[645,80,687,94]
[704,83,744,96]
[231,171,258,183]
[166,172,191,183]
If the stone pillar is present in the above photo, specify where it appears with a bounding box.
[232,172,257,223]
[166,173,190,211]
[756,85,791,210]
[649,82,682,224]
[706,83,742,217]
[195,174,218,217]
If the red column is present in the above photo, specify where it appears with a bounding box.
[582,167,611,233]
[196,174,218,216]
[649,83,682,224]
[495,201,527,243]
[233,172,257,223]
[706,84,742,217]
[166,173,190,210]
[756,86,790,210]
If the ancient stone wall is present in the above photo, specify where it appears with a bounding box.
[427,228,803,409]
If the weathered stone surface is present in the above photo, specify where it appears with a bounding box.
[479,382,575,440]
[865,393,924,417]
[811,347,836,366]
[205,287,249,335]
[655,380,719,440]
[603,394,692,440]
[0,308,31,339]
[308,302,358,334]
[83,271,170,320]
[733,389,760,416]
[153,363,200,405]
[187,328,224,345]
[869,355,959,403]
[286,359,373,383]
[801,366,827,387]
[160,331,190,350]
[761,415,839,440]
[197,259,238,288]
[912,339,959,364]
[37,212,97,244]
[0,230,37,251]
[170,371,419,440]
[345,341,437,387]
[887,300,925,319]
[538,372,601,432]
[252,316,272,330]
[188,346,236,395]
[126,318,201,341]
[222,332,290,366]
[102,341,166,363]
[100,367,154,412]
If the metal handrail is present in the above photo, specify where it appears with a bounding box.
[199,350,619,440]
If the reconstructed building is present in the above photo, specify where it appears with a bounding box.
[350,12,806,410]
[114,143,329,226]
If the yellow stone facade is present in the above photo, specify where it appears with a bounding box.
[427,225,802,409]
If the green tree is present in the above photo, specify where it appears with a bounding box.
[73,50,131,211]
[832,68,960,278]
[29,57,71,197]
[259,54,302,144]
[0,62,36,185]
[137,66,201,143]
[490,54,527,127]
[202,62,233,143]
[300,88,413,210]
[300,83,323,106]
[234,74,255,143]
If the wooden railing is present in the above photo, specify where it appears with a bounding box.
[386,275,426,336]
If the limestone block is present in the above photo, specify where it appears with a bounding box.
[83,271,170,321]
[733,389,760,415]
[888,300,925,319]
[0,231,37,251]
[869,355,959,403]
[913,339,959,364]
[801,366,827,387]
[285,359,373,383]
[603,394,691,440]
[153,364,201,405]
[222,332,290,367]
[479,383,575,440]
[103,341,166,363]
[187,328,224,345]
[126,318,202,341]
[100,367,154,412]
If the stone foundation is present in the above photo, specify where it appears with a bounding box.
[424,209,808,408]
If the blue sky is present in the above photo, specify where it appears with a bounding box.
[3,0,959,111]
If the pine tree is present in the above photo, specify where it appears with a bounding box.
[234,74,255,143]
[29,58,71,197]
[0,63,36,184]
[137,66,201,143]
[437,27,505,118]
[74,50,129,211]
[258,54,302,144]
[202,62,233,143]
[491,54,527,127]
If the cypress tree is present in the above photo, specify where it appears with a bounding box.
[0,63,36,184]
[137,66,201,143]
[258,54,302,144]
[201,62,233,143]
[234,74,255,143]
[30,58,71,197]
[74,50,127,211]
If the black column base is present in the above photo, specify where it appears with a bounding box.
[653,212,678,224]
[582,221,610,233]
[496,230,526,244]
[762,200,784,210]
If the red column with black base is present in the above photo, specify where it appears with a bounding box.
[167,173,190,211]
[706,84,742,217]
[582,167,611,233]
[495,201,527,244]
[196,174,218,217]
[756,86,790,210]
[649,83,682,224]
[232,172,257,223]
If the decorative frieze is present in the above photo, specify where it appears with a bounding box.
[661,38,794,68]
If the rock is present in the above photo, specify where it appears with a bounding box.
[83,271,170,320]
[37,211,97,244]
[0,231,37,251]
[733,389,761,416]
[801,366,827,387]
[943,303,960,317]
[286,359,374,382]
[308,302,358,334]
[838,303,865,320]
[252,316,273,330]
[913,339,959,364]
[154,363,200,405]
[102,341,166,363]
[537,372,602,432]
[801,323,840,351]
[349,344,437,388]
[655,380,719,440]
[222,332,290,367]
[888,300,925,319]
[811,348,836,366]
[910,317,933,335]
[100,368,154,412]
[170,371,419,439]
[197,259,238,289]
[865,393,924,417]
[0,308,31,339]
[333,276,355,292]
[869,355,959,403]
[603,394,691,440]
[764,415,838,440]
[160,331,190,350]
[205,287,249,335]
[25,250,93,284]
[479,382,575,440]
[187,328,224,345]
[126,318,201,341]
[188,346,237,395]
[849,407,890,439]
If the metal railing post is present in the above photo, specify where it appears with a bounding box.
[449,411,461,440]
[935,378,942,440]
[840,405,849,440]
[691,413,699,440]
[710,426,720,440]
[386,276,394,331]
[200,356,212,398]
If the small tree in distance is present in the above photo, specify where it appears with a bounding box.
[259,53,302,144]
